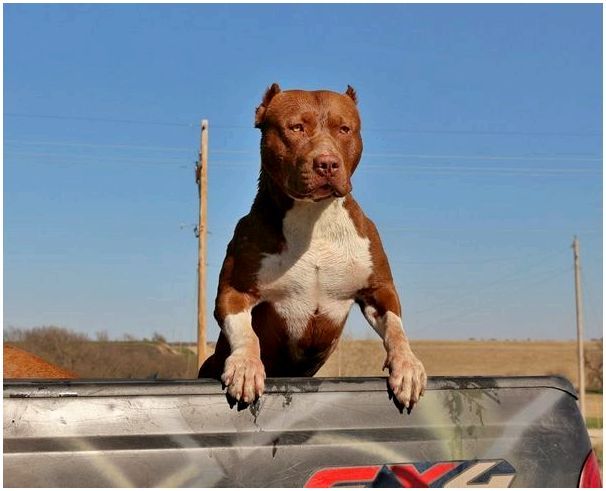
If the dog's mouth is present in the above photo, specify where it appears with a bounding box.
[288,183,348,202]
[314,184,336,200]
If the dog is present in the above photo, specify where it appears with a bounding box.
[199,84,426,409]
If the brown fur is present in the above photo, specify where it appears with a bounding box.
[201,86,367,378]
[200,85,399,377]
[200,84,425,407]
[256,87,362,201]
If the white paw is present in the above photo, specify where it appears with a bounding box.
[383,347,427,408]
[221,352,266,403]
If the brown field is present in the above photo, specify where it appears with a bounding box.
[317,338,602,387]
[316,338,602,419]
[5,327,602,470]
[5,327,602,419]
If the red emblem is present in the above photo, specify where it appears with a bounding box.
[304,459,516,488]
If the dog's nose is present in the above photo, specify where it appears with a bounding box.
[313,154,341,177]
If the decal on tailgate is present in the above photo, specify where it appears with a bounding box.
[304,459,516,488]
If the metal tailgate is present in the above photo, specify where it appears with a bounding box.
[4,376,590,487]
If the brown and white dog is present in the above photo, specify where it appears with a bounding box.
[199,84,426,409]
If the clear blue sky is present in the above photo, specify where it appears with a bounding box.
[4,4,603,342]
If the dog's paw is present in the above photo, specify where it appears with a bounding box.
[221,353,266,404]
[383,347,426,409]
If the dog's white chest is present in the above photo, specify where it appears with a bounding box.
[257,198,372,337]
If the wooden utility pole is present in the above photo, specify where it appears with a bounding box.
[572,236,585,418]
[196,120,209,370]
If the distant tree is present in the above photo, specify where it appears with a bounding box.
[95,330,109,342]
[5,326,88,372]
[585,347,603,392]
[4,325,201,379]
[152,332,167,344]
[4,326,24,342]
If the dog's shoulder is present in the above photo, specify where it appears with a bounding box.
[227,208,285,258]
[218,208,287,294]
[342,195,380,239]
[343,196,396,287]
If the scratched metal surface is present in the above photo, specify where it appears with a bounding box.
[4,376,590,487]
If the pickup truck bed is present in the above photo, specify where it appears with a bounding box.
[3,376,595,487]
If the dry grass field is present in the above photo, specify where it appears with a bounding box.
[317,339,602,386]
[6,327,602,465]
[5,327,602,419]
[315,338,602,421]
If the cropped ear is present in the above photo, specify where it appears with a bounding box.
[254,83,281,128]
[344,85,358,104]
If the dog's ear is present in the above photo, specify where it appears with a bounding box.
[255,83,281,128]
[344,85,358,104]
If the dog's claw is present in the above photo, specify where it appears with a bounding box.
[384,347,426,409]
[222,352,266,405]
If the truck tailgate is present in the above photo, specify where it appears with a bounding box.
[4,376,591,487]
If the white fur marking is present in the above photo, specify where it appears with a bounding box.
[257,198,373,339]
[223,311,256,352]
[363,308,406,340]
[363,305,379,329]
[380,311,403,335]
[370,310,410,349]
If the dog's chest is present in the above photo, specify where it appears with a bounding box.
[257,199,372,335]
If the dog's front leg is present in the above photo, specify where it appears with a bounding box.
[357,287,426,408]
[215,290,265,403]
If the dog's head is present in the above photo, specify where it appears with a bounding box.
[255,83,363,201]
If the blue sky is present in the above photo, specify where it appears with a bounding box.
[4,4,602,342]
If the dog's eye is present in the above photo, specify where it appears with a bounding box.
[339,125,351,134]
[291,124,304,132]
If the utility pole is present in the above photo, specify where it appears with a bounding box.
[572,236,585,419]
[195,120,208,370]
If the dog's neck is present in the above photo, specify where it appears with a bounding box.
[254,167,294,214]
[253,167,347,234]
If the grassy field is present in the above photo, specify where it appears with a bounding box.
[6,327,602,477]
[6,327,602,419]
[314,338,603,420]
[317,339,602,387]
[6,327,602,468]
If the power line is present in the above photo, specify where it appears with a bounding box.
[4,151,187,164]
[412,264,572,316]
[418,272,572,333]
[213,162,596,177]
[3,156,189,168]
[4,112,197,128]
[389,248,576,265]
[580,267,603,332]
[363,127,601,137]
[364,152,601,162]
[212,160,601,170]
[4,112,600,137]
[205,222,599,235]
[414,266,572,332]
[381,227,600,234]
[4,153,600,176]
[408,249,571,315]
[356,165,600,175]
[5,139,602,163]
[4,139,192,153]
